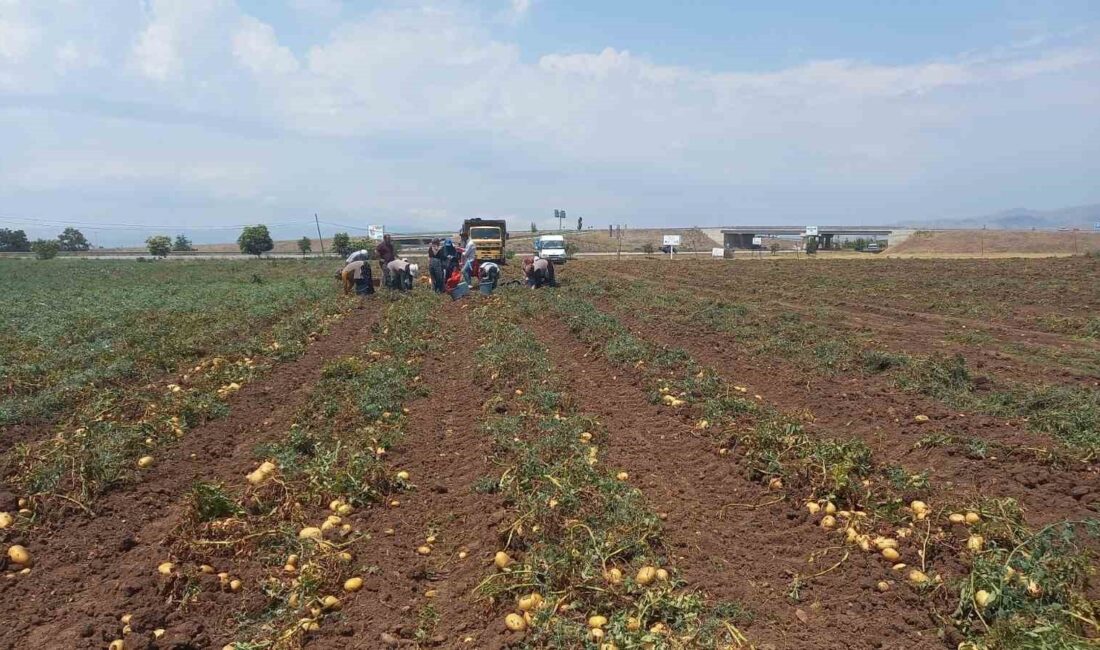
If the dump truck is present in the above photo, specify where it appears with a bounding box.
[460,218,508,263]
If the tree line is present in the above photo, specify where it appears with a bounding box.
[2,224,389,259]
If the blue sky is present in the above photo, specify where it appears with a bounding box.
[1,0,1098,245]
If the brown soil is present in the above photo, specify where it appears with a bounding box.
[591,297,1100,528]
[520,313,950,649]
[892,230,1100,256]
[308,301,507,649]
[0,301,383,649]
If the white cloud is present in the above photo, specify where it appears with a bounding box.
[130,0,232,81]
[233,16,298,75]
[2,1,1099,236]
[510,0,530,20]
[0,18,39,61]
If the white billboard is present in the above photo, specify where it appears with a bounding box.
[663,235,682,246]
[368,225,385,240]
[805,226,819,236]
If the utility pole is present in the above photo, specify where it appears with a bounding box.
[315,214,325,255]
[980,225,985,258]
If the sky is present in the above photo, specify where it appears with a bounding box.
[1,0,1099,246]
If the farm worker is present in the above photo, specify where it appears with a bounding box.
[478,261,501,295]
[461,237,477,284]
[522,255,557,289]
[427,238,447,293]
[375,234,396,288]
[340,260,374,296]
[386,258,415,292]
[440,240,462,278]
[345,248,370,263]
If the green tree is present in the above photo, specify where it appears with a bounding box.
[31,239,60,260]
[57,227,91,251]
[0,228,31,252]
[769,242,780,255]
[237,224,274,258]
[346,237,369,253]
[146,235,172,258]
[642,243,655,255]
[332,232,352,257]
[530,221,538,233]
[172,234,194,251]
[804,235,819,255]
[297,237,312,255]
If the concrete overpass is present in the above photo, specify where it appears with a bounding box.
[721,226,913,249]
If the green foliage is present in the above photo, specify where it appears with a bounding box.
[472,299,749,647]
[642,242,655,255]
[0,259,348,508]
[146,235,172,257]
[172,234,195,252]
[953,499,1099,649]
[31,239,60,259]
[237,224,274,257]
[189,482,243,521]
[297,236,312,254]
[0,228,30,252]
[332,232,352,257]
[530,221,537,232]
[58,227,91,251]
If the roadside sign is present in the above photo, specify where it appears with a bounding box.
[368,225,385,240]
[805,226,819,236]
[711,247,725,258]
[1094,222,1100,230]
[752,236,763,246]
[663,235,681,246]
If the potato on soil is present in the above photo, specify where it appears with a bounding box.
[494,551,513,568]
[344,577,364,592]
[505,613,526,631]
[636,566,657,586]
[7,545,31,566]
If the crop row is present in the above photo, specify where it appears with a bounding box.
[153,292,439,649]
[571,274,1100,461]
[629,257,1100,338]
[512,287,1099,649]
[469,295,752,648]
[0,259,345,427]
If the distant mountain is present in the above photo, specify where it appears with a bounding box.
[913,204,1100,230]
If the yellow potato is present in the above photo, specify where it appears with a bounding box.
[298,527,323,541]
[505,613,526,631]
[881,548,900,561]
[137,456,154,469]
[7,545,31,566]
[517,593,543,612]
[636,566,657,586]
[157,561,174,575]
[494,551,513,569]
[344,577,364,592]
[967,535,984,552]
[588,615,608,628]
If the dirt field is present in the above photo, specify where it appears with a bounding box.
[890,230,1100,256]
[1,257,1097,649]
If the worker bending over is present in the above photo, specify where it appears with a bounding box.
[522,256,557,288]
[478,261,500,295]
[385,258,417,292]
[340,259,375,296]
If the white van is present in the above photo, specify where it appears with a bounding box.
[534,234,568,264]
